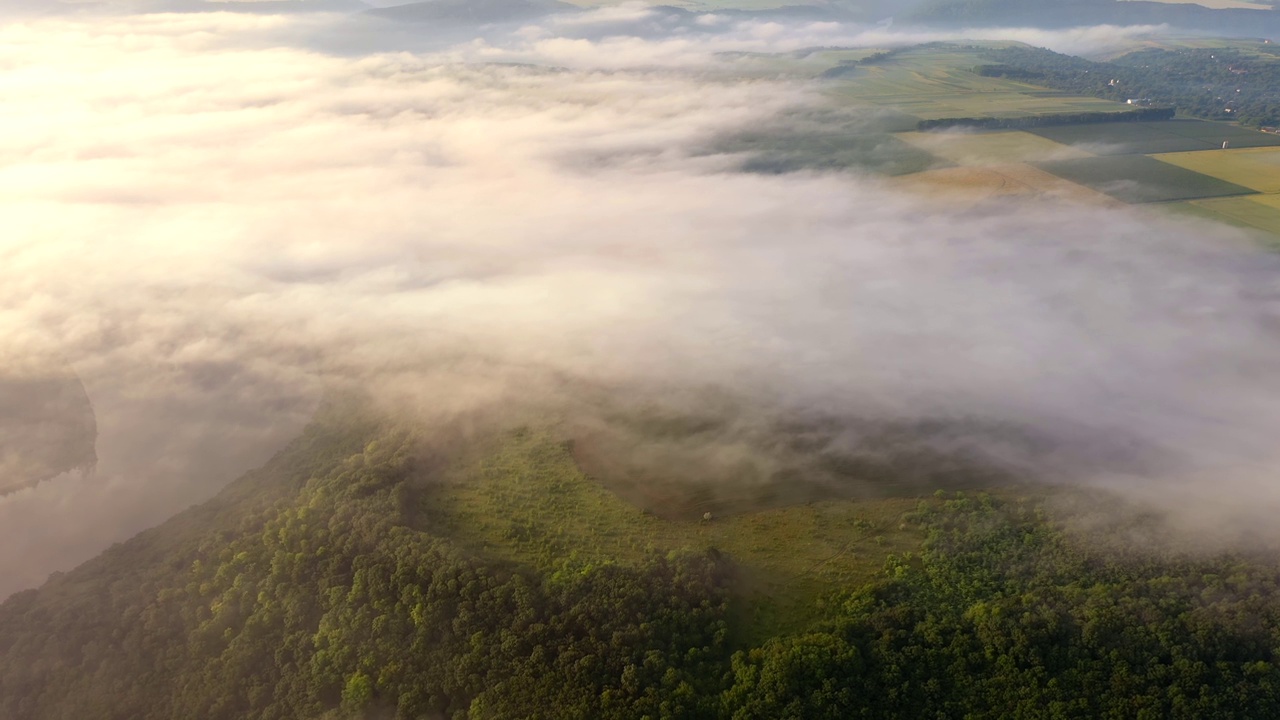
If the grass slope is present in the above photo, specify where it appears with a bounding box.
[414,427,927,641]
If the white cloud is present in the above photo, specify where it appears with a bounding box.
[454,17,1166,68]
[1,10,1278,596]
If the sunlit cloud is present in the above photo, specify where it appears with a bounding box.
[1,9,1277,598]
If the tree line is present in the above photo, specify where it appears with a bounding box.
[917,106,1174,131]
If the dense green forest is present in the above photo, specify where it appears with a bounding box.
[985,45,1280,128]
[3,405,1280,719]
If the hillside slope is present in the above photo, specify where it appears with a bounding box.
[4,403,1280,719]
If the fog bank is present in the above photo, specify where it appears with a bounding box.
[2,9,1280,596]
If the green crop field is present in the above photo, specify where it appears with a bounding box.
[1036,154,1258,203]
[1030,119,1280,155]
[1165,196,1280,240]
[1153,146,1280,192]
[898,129,1093,165]
[1177,194,1280,243]
[415,428,932,640]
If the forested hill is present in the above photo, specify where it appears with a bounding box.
[4,404,1280,718]
[981,44,1280,128]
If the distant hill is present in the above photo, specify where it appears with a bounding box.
[366,0,576,24]
[913,0,1280,36]
[35,0,377,14]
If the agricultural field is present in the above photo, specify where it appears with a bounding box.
[1153,146,1280,192]
[1166,196,1280,235]
[1029,119,1280,154]
[890,163,1124,205]
[897,129,1093,165]
[1036,155,1256,203]
[416,428,931,640]
[715,129,943,175]
[1167,194,1280,241]
[726,43,1280,242]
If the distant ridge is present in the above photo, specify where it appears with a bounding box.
[913,0,1280,36]
[366,0,576,24]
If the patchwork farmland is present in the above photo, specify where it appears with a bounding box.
[731,43,1280,243]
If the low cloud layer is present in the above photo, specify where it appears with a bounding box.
[2,9,1279,596]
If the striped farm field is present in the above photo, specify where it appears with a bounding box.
[1153,146,1280,193]
[1030,120,1280,155]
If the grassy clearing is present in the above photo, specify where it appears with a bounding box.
[1153,146,1280,192]
[897,129,1093,165]
[416,428,930,641]
[1036,154,1257,203]
[1030,119,1280,155]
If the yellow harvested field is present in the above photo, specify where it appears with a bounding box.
[891,163,1123,206]
[1153,147,1280,193]
[898,130,1093,165]
[1241,193,1280,211]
